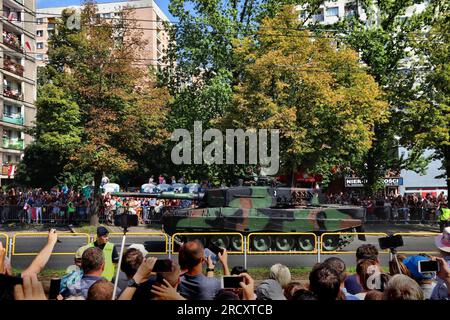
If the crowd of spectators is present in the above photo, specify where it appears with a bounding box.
[0,188,91,224]
[1,180,447,227]
[0,175,210,225]
[327,191,448,223]
[1,227,450,301]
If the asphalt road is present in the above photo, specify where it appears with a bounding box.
[10,232,439,271]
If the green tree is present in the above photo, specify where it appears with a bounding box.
[402,5,450,204]
[297,0,439,193]
[19,2,169,225]
[220,7,388,184]
[162,0,298,184]
[15,83,81,189]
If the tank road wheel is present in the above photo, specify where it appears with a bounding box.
[230,236,243,252]
[297,236,315,251]
[275,235,295,252]
[251,235,272,252]
[338,235,355,249]
[209,235,230,249]
[322,235,340,252]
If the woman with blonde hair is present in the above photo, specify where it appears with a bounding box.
[384,274,424,300]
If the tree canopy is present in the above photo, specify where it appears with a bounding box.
[17,2,170,224]
[219,7,388,184]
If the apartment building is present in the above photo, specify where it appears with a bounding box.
[36,0,170,69]
[296,0,427,26]
[1,0,36,184]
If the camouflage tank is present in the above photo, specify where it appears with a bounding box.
[112,186,366,252]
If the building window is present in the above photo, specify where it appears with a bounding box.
[36,54,44,61]
[326,7,339,17]
[313,9,324,22]
[37,18,44,25]
[345,3,357,17]
[36,42,44,49]
[36,30,44,37]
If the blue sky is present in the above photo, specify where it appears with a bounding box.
[37,0,175,20]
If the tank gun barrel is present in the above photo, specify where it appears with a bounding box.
[110,192,204,200]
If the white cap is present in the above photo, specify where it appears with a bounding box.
[128,244,149,257]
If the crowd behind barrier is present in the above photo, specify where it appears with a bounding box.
[1,228,450,301]
[0,176,202,225]
[0,189,447,228]
[327,192,448,223]
[0,183,448,226]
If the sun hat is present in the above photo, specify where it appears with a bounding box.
[435,227,450,253]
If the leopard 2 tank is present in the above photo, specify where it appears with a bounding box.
[112,186,365,252]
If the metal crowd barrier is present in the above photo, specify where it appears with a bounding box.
[0,232,9,256]
[12,233,90,256]
[171,233,244,255]
[4,231,442,271]
[247,232,317,255]
[320,232,389,255]
[0,205,108,224]
[102,232,169,255]
[394,232,440,255]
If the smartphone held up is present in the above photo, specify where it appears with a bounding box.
[418,260,440,273]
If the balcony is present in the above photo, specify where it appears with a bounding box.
[4,0,24,9]
[2,113,23,125]
[3,8,22,28]
[2,32,24,53]
[2,138,24,150]
[3,59,24,77]
[3,88,23,101]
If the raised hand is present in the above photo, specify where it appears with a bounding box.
[14,273,47,300]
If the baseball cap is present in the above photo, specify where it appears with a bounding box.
[435,227,450,253]
[403,255,434,280]
[97,226,109,237]
[75,246,86,260]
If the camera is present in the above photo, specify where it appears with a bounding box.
[418,260,440,273]
[204,248,219,265]
[378,235,404,250]
[48,278,61,300]
[0,274,23,286]
[114,214,139,229]
[222,276,244,289]
[208,243,225,255]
